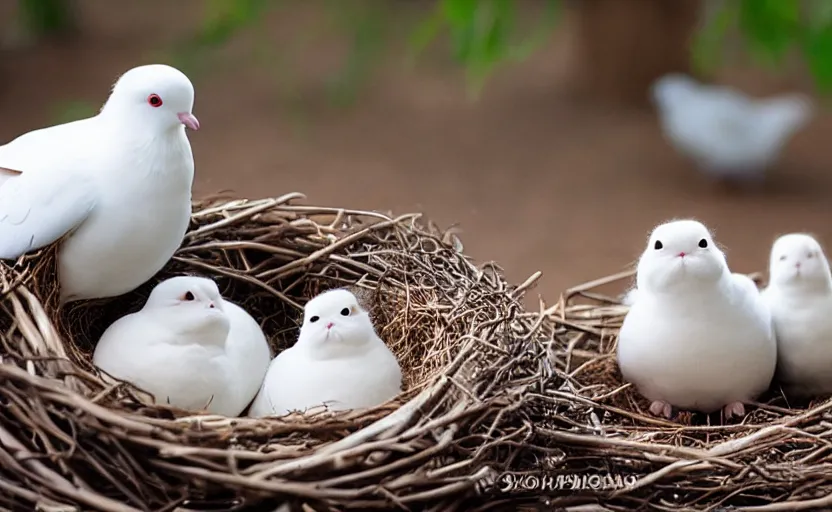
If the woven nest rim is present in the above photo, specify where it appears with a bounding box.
[517,269,832,510]
[0,192,556,511]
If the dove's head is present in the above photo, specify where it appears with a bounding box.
[143,276,229,346]
[768,233,832,291]
[636,219,728,294]
[297,289,378,358]
[650,73,698,109]
[102,64,199,133]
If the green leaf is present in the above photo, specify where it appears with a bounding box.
[408,10,444,58]
[18,0,76,37]
[803,26,832,92]
[325,4,387,106]
[197,0,273,46]
[738,0,801,66]
[440,0,479,27]
[691,1,739,75]
[508,0,560,62]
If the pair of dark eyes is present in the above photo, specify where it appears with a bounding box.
[779,253,815,261]
[310,308,351,323]
[654,239,708,250]
[147,94,163,107]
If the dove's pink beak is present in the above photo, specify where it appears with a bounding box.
[177,112,200,131]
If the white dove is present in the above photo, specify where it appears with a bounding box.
[93,276,271,417]
[0,64,199,303]
[651,73,813,182]
[617,219,777,420]
[761,234,832,398]
[249,288,402,418]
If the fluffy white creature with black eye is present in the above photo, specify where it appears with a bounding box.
[0,64,200,303]
[93,276,271,417]
[249,288,402,418]
[617,219,777,420]
[761,233,832,398]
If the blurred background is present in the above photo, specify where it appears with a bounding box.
[2,0,832,302]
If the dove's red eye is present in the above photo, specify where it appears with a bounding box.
[147,94,163,107]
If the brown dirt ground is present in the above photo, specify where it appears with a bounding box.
[2,1,832,305]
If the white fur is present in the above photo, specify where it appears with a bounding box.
[617,219,777,417]
[93,276,271,417]
[761,233,832,398]
[652,73,813,179]
[249,288,402,418]
[620,288,638,306]
[0,64,199,303]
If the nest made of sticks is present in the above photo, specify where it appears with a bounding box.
[511,270,832,511]
[0,192,556,512]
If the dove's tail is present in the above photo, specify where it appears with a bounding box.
[755,93,815,141]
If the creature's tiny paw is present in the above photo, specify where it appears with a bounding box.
[649,400,673,419]
[722,401,746,420]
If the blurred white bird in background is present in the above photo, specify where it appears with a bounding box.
[651,73,814,183]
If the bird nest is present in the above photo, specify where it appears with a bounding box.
[514,270,832,510]
[0,192,558,511]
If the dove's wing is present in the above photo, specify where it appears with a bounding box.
[696,88,809,172]
[665,86,770,171]
[0,118,105,260]
[0,170,97,259]
[701,89,757,137]
[0,118,98,175]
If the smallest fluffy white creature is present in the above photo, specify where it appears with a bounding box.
[249,288,402,418]
[93,276,271,417]
[652,73,813,182]
[761,234,832,398]
[617,220,777,420]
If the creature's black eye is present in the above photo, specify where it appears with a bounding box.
[698,238,708,248]
[184,291,195,301]
[808,252,816,259]
[147,93,163,107]
[310,315,320,323]
[654,240,663,250]
[779,255,787,261]
[340,307,351,316]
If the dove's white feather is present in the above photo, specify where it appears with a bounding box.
[617,220,776,415]
[0,117,102,176]
[620,287,639,306]
[249,289,402,418]
[652,73,813,178]
[761,234,832,398]
[0,168,97,258]
[223,300,273,411]
[0,64,198,302]
[93,276,271,417]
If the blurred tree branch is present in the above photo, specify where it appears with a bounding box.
[30,0,832,112]
[176,0,560,103]
[571,0,700,106]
